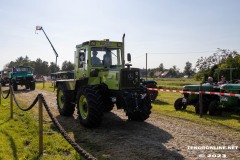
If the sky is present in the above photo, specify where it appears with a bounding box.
[1,0,240,72]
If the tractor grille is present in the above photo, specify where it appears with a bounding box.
[16,77,33,83]
[120,68,140,89]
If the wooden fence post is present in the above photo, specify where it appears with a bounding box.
[0,84,2,105]
[199,83,203,118]
[38,95,43,156]
[43,78,45,89]
[10,86,13,119]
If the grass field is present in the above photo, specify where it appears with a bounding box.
[152,92,240,130]
[36,81,56,92]
[150,78,201,90]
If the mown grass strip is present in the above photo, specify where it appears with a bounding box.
[0,97,82,159]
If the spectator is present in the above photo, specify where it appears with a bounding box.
[207,76,213,84]
[218,75,228,85]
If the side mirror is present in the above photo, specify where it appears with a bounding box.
[127,53,131,62]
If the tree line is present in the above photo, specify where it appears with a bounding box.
[146,48,240,81]
[4,48,239,81]
[194,48,240,82]
[4,56,74,76]
[147,61,196,78]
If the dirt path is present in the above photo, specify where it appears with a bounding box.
[10,87,240,160]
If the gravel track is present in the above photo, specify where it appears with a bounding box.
[10,87,240,160]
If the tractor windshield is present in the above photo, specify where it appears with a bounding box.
[91,48,122,66]
[14,67,32,73]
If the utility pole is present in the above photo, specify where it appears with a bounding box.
[35,26,59,73]
[36,26,59,89]
[146,53,148,80]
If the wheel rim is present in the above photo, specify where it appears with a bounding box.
[79,95,88,120]
[58,89,64,109]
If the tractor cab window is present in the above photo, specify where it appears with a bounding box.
[14,67,32,73]
[91,48,122,66]
[79,49,88,70]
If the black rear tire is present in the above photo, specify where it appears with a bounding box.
[195,101,208,114]
[77,86,104,128]
[57,85,75,116]
[209,100,221,116]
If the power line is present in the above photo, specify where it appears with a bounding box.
[148,49,240,55]
[132,49,240,57]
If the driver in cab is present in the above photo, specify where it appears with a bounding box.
[91,51,101,65]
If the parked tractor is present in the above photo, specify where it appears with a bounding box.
[56,35,152,128]
[0,68,11,86]
[9,66,35,91]
[174,83,220,114]
[208,83,240,115]
[140,79,158,101]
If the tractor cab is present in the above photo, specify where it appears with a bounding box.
[74,38,140,90]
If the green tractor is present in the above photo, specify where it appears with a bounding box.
[10,66,35,91]
[208,83,240,115]
[56,35,152,128]
[0,68,11,86]
[174,83,220,114]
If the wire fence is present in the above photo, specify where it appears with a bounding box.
[0,84,96,160]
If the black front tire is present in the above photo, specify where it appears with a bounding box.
[174,98,187,110]
[56,85,75,116]
[25,84,30,90]
[13,82,18,91]
[1,82,6,86]
[77,86,104,128]
[30,82,35,90]
[127,93,152,121]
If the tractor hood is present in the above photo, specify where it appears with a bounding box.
[12,72,33,78]
[183,83,218,92]
[220,84,240,91]
[98,67,140,90]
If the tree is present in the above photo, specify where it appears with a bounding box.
[49,62,60,73]
[62,61,74,71]
[169,65,180,78]
[34,58,50,75]
[7,56,33,68]
[195,49,240,82]
[158,63,164,72]
[149,70,154,78]
[183,61,195,78]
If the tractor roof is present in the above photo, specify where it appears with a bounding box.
[76,39,122,48]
